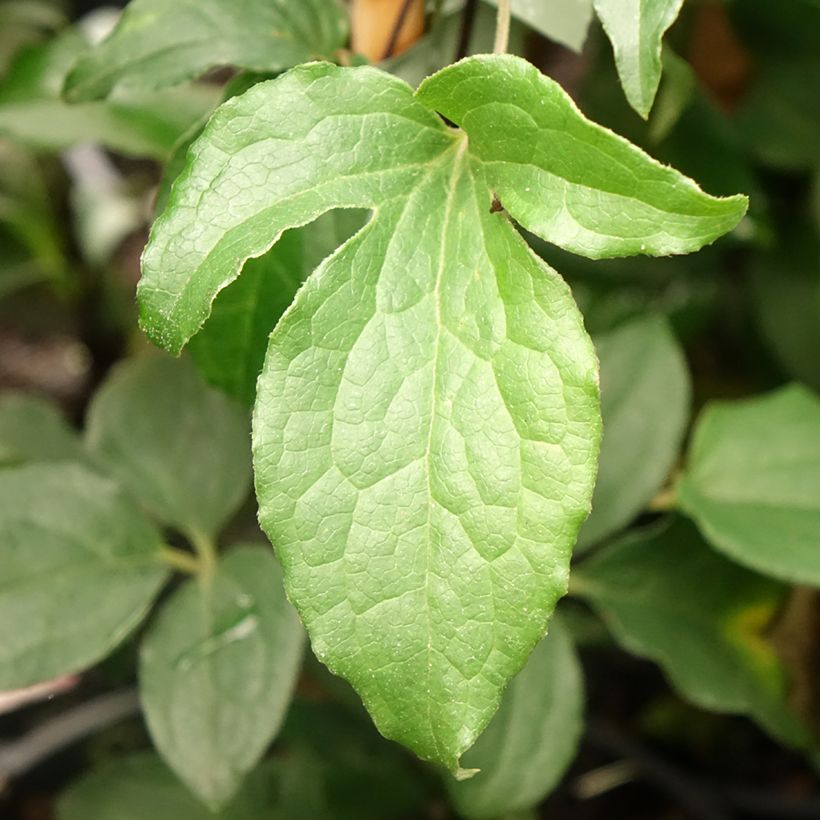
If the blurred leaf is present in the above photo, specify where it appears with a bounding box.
[483,0,593,52]
[578,315,690,549]
[447,616,584,819]
[0,391,84,464]
[648,49,695,143]
[188,210,365,405]
[575,517,809,746]
[140,546,305,809]
[678,384,820,585]
[84,356,251,542]
[279,700,431,820]
[59,753,302,820]
[0,462,168,689]
[751,229,820,390]
[0,139,66,289]
[593,0,684,117]
[729,0,820,59]
[0,0,66,75]
[0,30,219,159]
[64,0,349,101]
[734,57,820,171]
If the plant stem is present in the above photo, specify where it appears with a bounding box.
[383,0,416,59]
[188,530,218,576]
[160,546,202,576]
[0,689,140,787]
[455,0,478,61]
[493,0,511,54]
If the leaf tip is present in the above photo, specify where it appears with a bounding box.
[454,766,480,781]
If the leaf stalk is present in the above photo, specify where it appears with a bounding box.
[494,0,512,54]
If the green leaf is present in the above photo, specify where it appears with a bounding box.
[85,356,251,542]
[678,384,820,585]
[593,0,685,118]
[734,57,820,171]
[447,616,584,818]
[140,546,305,809]
[648,48,696,142]
[751,229,820,390]
[0,462,168,689]
[483,0,593,52]
[188,210,365,405]
[0,31,218,159]
[0,392,84,465]
[59,754,289,820]
[138,56,745,771]
[574,518,807,746]
[64,0,348,102]
[578,315,690,548]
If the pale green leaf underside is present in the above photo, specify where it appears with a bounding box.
[483,0,593,52]
[140,546,304,809]
[0,462,168,689]
[85,356,251,542]
[578,314,690,548]
[679,384,820,585]
[64,0,348,101]
[448,615,584,818]
[138,55,745,771]
[593,0,685,118]
[575,518,807,746]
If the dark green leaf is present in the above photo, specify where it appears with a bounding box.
[0,392,84,465]
[575,518,807,746]
[578,315,690,548]
[0,462,168,689]
[64,0,349,101]
[678,385,820,585]
[85,356,251,542]
[448,616,584,818]
[188,210,365,405]
[140,546,305,808]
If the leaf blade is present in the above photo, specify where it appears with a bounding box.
[678,384,820,585]
[64,0,348,101]
[593,0,685,118]
[85,357,251,542]
[140,546,305,808]
[0,462,168,689]
[416,54,748,259]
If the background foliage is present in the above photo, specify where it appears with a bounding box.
[1,0,819,818]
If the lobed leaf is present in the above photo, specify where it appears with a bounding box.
[64,0,349,102]
[575,518,808,746]
[593,0,685,118]
[138,55,747,771]
[140,546,305,809]
[0,462,168,689]
[678,384,820,585]
[85,356,251,543]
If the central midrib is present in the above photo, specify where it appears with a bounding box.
[422,133,469,759]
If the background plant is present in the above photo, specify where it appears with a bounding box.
[1,1,819,818]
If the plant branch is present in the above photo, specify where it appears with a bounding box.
[160,546,201,576]
[455,0,479,61]
[493,0,512,54]
[0,689,140,787]
[584,720,730,820]
[383,0,416,59]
